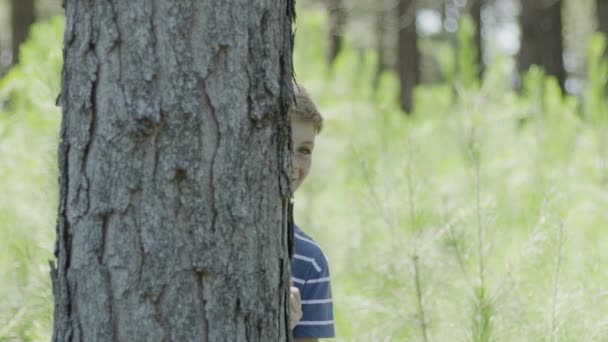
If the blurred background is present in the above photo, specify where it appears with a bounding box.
[1,0,607,340]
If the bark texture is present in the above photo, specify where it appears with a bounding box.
[397,0,420,113]
[10,0,36,65]
[517,0,566,92]
[51,0,295,341]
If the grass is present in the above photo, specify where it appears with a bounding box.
[1,9,608,342]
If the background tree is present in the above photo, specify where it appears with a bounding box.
[397,0,420,113]
[469,0,484,77]
[51,0,295,340]
[517,0,566,92]
[10,0,35,65]
[598,0,608,54]
[327,0,346,65]
[373,0,391,89]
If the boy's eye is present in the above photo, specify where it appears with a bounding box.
[297,147,311,155]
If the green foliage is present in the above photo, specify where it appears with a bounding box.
[584,34,608,125]
[294,8,607,342]
[583,33,608,183]
[1,16,63,117]
[2,7,608,342]
[432,41,457,86]
[0,16,64,342]
[457,15,480,90]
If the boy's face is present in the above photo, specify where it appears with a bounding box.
[291,119,316,192]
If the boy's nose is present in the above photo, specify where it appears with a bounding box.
[292,167,298,179]
[292,164,301,179]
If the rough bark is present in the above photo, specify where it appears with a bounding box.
[327,0,346,65]
[51,0,295,341]
[397,0,420,113]
[599,0,608,56]
[517,0,566,92]
[470,0,484,78]
[10,0,36,65]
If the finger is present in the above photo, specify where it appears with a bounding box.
[290,294,300,307]
[290,287,300,301]
[289,289,299,306]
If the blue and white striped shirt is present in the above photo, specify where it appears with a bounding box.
[291,225,335,339]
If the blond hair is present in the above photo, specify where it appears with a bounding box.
[291,83,323,133]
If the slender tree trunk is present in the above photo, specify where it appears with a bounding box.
[10,0,35,65]
[327,0,346,65]
[517,0,566,92]
[599,0,608,56]
[440,0,447,33]
[470,0,484,78]
[51,0,295,341]
[397,0,420,113]
[373,0,389,90]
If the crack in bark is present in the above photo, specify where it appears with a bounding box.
[72,284,83,341]
[174,167,188,273]
[235,297,242,339]
[52,122,73,341]
[104,262,117,341]
[99,214,109,264]
[277,35,293,199]
[201,79,219,234]
[195,271,209,340]
[152,126,161,182]
[153,284,171,342]
[73,32,100,226]
[133,204,145,290]
[280,256,291,342]
[106,0,120,49]
[109,0,129,134]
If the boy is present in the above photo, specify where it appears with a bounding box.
[288,84,335,341]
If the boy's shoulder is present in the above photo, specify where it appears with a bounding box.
[293,225,330,275]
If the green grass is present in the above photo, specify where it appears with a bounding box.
[2,10,608,342]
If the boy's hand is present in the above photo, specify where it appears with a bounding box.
[289,283,302,329]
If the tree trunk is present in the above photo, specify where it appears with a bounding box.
[517,0,566,92]
[373,1,389,90]
[327,0,346,65]
[397,0,420,113]
[470,0,484,78]
[10,0,36,65]
[441,0,446,31]
[51,0,295,341]
[599,0,608,55]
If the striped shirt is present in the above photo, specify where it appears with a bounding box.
[291,225,335,338]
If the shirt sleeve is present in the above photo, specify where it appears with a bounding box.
[292,251,335,339]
